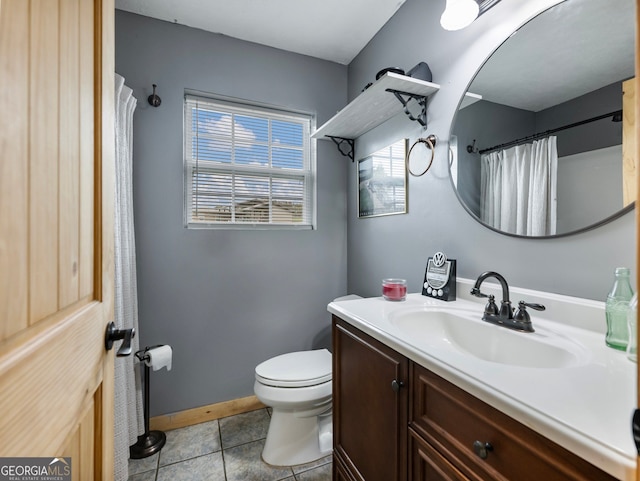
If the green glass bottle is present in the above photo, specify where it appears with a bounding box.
[605,267,634,351]
[627,293,637,362]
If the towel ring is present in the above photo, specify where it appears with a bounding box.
[406,135,437,177]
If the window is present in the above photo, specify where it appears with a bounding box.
[184,94,316,229]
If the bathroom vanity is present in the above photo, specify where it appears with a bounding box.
[328,280,636,481]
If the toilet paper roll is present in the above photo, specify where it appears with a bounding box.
[144,345,172,371]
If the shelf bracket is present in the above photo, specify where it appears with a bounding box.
[327,136,355,161]
[386,88,428,128]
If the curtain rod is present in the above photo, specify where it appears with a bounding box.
[477,109,622,155]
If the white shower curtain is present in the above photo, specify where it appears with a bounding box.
[114,73,144,481]
[480,136,558,236]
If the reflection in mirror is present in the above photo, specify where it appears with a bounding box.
[358,139,408,218]
[450,0,635,237]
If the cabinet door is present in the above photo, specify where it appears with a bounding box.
[333,316,409,481]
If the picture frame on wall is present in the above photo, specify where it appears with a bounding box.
[357,139,408,218]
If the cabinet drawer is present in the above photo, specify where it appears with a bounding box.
[410,364,617,481]
[409,428,474,481]
[335,453,358,481]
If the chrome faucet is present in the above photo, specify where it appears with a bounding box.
[471,271,544,333]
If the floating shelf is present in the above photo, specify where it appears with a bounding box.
[460,91,483,110]
[312,72,440,141]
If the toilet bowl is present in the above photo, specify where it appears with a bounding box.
[254,348,333,466]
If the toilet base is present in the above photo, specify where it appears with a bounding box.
[261,410,332,466]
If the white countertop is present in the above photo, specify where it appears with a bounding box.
[327,280,637,480]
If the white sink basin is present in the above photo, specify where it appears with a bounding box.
[389,308,589,369]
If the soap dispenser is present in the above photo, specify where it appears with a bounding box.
[605,267,634,351]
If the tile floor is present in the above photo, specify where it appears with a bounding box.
[127,408,332,481]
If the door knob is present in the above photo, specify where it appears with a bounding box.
[105,321,135,357]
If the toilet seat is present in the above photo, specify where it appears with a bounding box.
[255,349,332,388]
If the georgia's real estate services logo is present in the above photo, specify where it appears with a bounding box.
[0,458,71,481]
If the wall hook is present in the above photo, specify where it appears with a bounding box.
[466,139,479,154]
[148,84,161,107]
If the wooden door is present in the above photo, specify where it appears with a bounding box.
[333,316,409,481]
[0,0,115,479]
[636,2,640,481]
[623,77,637,207]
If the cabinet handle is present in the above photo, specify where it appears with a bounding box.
[391,379,404,392]
[472,440,493,459]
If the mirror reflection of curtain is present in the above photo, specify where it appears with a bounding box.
[480,136,558,236]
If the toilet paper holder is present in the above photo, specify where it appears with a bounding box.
[134,344,164,363]
[130,345,168,459]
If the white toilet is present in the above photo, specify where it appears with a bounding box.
[254,348,333,466]
[253,295,361,466]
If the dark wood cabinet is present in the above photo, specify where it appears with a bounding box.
[333,315,409,481]
[332,315,618,481]
[334,452,357,481]
[409,364,617,481]
[409,428,472,481]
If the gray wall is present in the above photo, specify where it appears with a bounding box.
[346,0,635,300]
[542,82,625,232]
[115,11,348,416]
[537,81,624,157]
[116,0,636,417]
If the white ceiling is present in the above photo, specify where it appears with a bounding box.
[115,0,634,109]
[115,0,407,65]
[469,0,635,112]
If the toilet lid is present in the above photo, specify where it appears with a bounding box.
[255,349,332,388]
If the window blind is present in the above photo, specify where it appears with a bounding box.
[184,95,315,229]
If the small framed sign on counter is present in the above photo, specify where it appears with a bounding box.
[357,139,408,218]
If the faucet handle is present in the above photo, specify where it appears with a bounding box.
[519,301,545,312]
[484,294,499,316]
[471,287,488,298]
[512,301,545,332]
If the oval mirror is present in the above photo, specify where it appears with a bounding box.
[450,0,635,238]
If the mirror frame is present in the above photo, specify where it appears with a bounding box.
[448,1,636,239]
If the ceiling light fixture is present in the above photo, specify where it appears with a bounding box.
[440,0,480,30]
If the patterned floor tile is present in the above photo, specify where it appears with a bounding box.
[294,462,332,481]
[158,420,221,466]
[127,469,157,481]
[291,455,332,475]
[128,452,159,476]
[128,409,320,481]
[219,409,270,449]
[224,438,294,481]
[156,452,225,481]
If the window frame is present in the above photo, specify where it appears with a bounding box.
[183,92,317,230]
